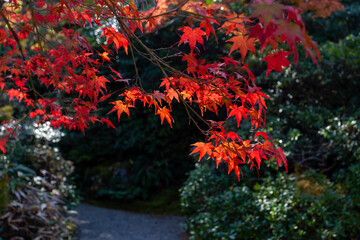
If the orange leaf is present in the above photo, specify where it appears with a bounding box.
[101,27,129,54]
[178,27,206,51]
[156,106,174,127]
[109,100,133,121]
[166,88,180,103]
[190,142,214,162]
[220,13,250,35]
[123,87,143,105]
[227,34,257,63]
[99,52,111,63]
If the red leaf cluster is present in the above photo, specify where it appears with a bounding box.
[0,0,341,179]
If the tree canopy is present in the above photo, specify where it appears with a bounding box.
[0,0,343,179]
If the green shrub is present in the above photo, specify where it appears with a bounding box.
[254,33,360,173]
[180,163,267,240]
[303,1,360,43]
[180,162,360,240]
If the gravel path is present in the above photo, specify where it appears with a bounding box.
[73,203,187,240]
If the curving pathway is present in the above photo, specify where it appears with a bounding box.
[73,203,187,240]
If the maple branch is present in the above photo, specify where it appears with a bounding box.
[0,8,40,102]
[124,26,207,133]
[103,2,207,85]
[0,9,26,60]
[121,26,210,131]
[106,1,209,132]
[104,0,261,136]
[128,41,143,89]
[103,0,245,26]
[104,0,189,21]
[177,10,248,23]
[29,0,44,53]
[28,0,65,104]
[7,19,58,50]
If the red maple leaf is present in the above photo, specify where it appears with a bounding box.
[101,27,129,54]
[220,57,239,67]
[262,50,290,77]
[29,109,46,118]
[99,117,116,129]
[200,18,219,40]
[274,147,288,172]
[0,138,7,154]
[7,89,26,102]
[255,131,268,140]
[178,27,206,51]
[228,105,248,127]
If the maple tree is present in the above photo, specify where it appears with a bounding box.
[0,0,342,180]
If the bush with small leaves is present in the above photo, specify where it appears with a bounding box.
[180,161,360,239]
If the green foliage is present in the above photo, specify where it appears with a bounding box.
[180,162,360,240]
[334,163,360,220]
[0,105,13,122]
[303,1,360,43]
[180,163,266,240]
[254,33,360,173]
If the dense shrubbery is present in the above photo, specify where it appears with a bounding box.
[180,162,360,240]
[302,0,360,43]
[260,33,360,173]
[0,118,78,239]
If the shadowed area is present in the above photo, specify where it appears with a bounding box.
[73,203,187,240]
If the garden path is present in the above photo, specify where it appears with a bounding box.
[73,203,187,240]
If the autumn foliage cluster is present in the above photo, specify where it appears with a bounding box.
[0,0,343,179]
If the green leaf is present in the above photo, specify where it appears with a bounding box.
[206,0,214,5]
